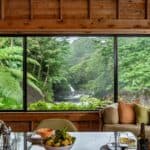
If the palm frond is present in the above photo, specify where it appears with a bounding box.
[27,72,37,82]
[27,79,44,96]
[27,58,41,66]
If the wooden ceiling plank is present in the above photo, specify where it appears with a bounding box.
[1,0,5,20]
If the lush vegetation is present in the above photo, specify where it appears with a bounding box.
[29,96,112,111]
[118,37,150,103]
[0,38,43,110]
[0,37,149,110]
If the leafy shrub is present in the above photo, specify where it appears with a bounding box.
[28,97,112,111]
[0,97,22,110]
[28,100,49,110]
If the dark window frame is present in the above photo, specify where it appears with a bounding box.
[0,34,149,112]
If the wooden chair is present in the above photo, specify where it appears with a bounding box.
[36,119,78,132]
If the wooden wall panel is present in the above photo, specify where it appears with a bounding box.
[148,0,150,19]
[5,0,30,19]
[0,112,100,132]
[6,122,31,132]
[119,0,145,19]
[91,0,116,19]
[0,0,2,19]
[32,0,59,19]
[62,0,88,19]
[0,1,149,46]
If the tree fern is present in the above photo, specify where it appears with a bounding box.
[0,46,43,105]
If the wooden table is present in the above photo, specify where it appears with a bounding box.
[0,132,137,150]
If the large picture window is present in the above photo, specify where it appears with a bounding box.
[0,36,149,111]
[27,37,114,110]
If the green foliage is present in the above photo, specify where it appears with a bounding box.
[27,37,70,101]
[68,37,97,66]
[80,95,112,109]
[0,38,43,109]
[0,37,150,111]
[119,37,150,92]
[0,69,22,103]
[0,97,22,110]
[28,97,112,111]
[69,38,114,97]
[28,100,49,110]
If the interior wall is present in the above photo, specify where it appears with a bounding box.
[0,0,150,132]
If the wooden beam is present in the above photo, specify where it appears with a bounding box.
[87,0,91,19]
[116,0,119,19]
[58,0,63,20]
[145,0,150,19]
[1,0,5,20]
[0,19,150,34]
[145,0,148,19]
[29,0,33,20]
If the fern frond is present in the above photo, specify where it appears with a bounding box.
[27,79,44,96]
[0,71,22,103]
[27,58,41,66]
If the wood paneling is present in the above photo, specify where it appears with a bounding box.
[0,19,150,34]
[32,0,59,19]
[91,0,116,19]
[0,0,149,34]
[5,0,30,19]
[6,122,31,132]
[0,112,100,132]
[62,0,88,19]
[148,0,150,19]
[119,0,145,19]
[0,0,5,20]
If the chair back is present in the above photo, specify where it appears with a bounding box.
[36,119,77,132]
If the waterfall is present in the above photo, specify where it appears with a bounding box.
[68,84,75,95]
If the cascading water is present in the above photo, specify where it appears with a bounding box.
[68,84,75,95]
[66,84,82,102]
[54,84,82,102]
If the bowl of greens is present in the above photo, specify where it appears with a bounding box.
[44,128,76,150]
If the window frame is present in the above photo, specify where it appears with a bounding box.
[0,34,149,112]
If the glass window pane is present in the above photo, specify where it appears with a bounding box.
[0,37,23,110]
[27,37,114,111]
[118,37,150,104]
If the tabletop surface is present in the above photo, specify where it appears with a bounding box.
[0,132,137,150]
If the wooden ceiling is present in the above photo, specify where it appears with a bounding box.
[0,0,150,34]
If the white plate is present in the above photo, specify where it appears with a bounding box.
[27,134,43,144]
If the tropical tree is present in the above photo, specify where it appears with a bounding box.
[0,38,42,109]
[68,37,114,98]
[27,37,70,101]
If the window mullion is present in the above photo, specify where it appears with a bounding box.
[114,36,118,103]
[23,36,27,111]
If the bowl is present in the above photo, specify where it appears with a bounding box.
[45,144,73,150]
[44,128,75,150]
